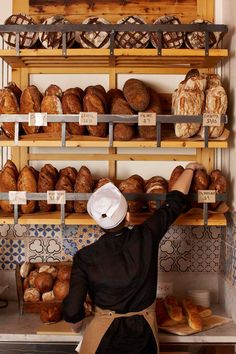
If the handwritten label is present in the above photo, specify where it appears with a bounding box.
[198,190,216,203]
[138,112,156,126]
[47,191,66,205]
[28,112,48,126]
[203,113,221,127]
[79,112,98,126]
[9,191,27,205]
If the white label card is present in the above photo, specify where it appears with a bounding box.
[9,191,27,205]
[198,190,216,203]
[79,112,98,126]
[203,113,221,127]
[28,112,48,126]
[138,112,156,126]
[47,191,66,205]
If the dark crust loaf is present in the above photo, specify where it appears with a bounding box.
[20,85,43,134]
[38,164,58,212]
[74,166,93,213]
[0,160,18,213]
[209,173,227,210]
[55,175,74,213]
[64,87,84,101]
[17,166,37,214]
[119,175,144,213]
[123,79,150,112]
[5,82,22,104]
[62,93,85,135]
[114,123,135,141]
[0,88,19,138]
[59,167,77,185]
[94,177,112,191]
[191,169,209,193]
[168,166,185,191]
[83,91,107,137]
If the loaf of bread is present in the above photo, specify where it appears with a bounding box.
[156,298,177,327]
[0,160,18,213]
[76,16,111,48]
[199,85,227,138]
[45,84,63,99]
[114,123,135,141]
[151,15,184,49]
[83,90,107,137]
[115,15,150,49]
[41,95,62,134]
[42,290,56,303]
[191,169,209,193]
[17,166,37,213]
[39,265,58,279]
[20,85,43,134]
[62,93,85,135]
[0,88,19,138]
[28,270,39,287]
[205,74,222,90]
[184,75,207,92]
[55,175,74,213]
[123,79,150,112]
[168,166,184,191]
[57,265,72,282]
[182,298,202,331]
[24,288,41,302]
[164,295,183,322]
[38,164,58,212]
[145,176,168,212]
[74,166,93,213]
[34,272,54,293]
[64,87,84,101]
[59,167,77,185]
[53,280,69,300]
[185,19,221,49]
[119,175,145,213]
[5,82,22,104]
[40,303,62,323]
[94,177,112,191]
[208,173,227,210]
[39,15,75,49]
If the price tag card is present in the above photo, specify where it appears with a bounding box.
[203,113,221,127]
[47,191,66,205]
[79,112,98,126]
[138,112,156,126]
[9,191,27,205]
[198,190,216,203]
[28,112,48,126]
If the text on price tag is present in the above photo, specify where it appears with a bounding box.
[79,112,98,126]
[9,191,27,205]
[47,191,66,205]
[203,113,221,127]
[28,112,48,126]
[138,112,156,126]
[198,190,216,203]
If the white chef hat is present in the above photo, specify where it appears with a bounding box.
[87,182,128,229]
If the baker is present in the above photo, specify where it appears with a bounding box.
[63,162,201,354]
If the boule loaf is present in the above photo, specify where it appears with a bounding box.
[185,19,222,49]
[76,16,111,48]
[151,15,184,49]
[123,79,150,112]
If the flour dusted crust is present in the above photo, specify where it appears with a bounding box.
[151,15,184,49]
[199,85,227,138]
[20,85,43,134]
[0,88,19,138]
[184,76,207,92]
[185,19,221,49]
[3,14,38,48]
[39,16,75,49]
[76,16,111,48]
[115,15,150,49]
[41,95,62,134]
[174,88,204,138]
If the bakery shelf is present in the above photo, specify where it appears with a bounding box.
[0,210,227,226]
[0,48,228,69]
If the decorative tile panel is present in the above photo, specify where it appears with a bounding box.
[0,225,11,238]
[159,236,191,272]
[28,224,61,238]
[28,237,62,262]
[190,235,220,272]
[0,238,25,270]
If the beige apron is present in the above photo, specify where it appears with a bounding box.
[78,301,159,354]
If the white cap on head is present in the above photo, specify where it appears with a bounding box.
[87,182,128,229]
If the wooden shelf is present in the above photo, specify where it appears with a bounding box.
[0,209,227,226]
[0,48,228,70]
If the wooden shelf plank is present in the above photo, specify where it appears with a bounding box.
[0,210,227,226]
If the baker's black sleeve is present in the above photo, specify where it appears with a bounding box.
[143,190,190,243]
[62,252,88,323]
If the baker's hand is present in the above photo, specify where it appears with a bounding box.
[185,162,203,171]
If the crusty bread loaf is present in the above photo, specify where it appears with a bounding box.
[0,160,18,213]
[55,175,74,213]
[119,175,144,213]
[168,166,184,191]
[64,87,84,101]
[164,295,183,322]
[208,173,227,210]
[108,88,134,115]
[123,78,150,112]
[62,93,85,135]
[209,169,222,183]
[145,176,168,212]
[17,166,37,214]
[20,85,43,135]
[5,81,22,103]
[38,164,58,212]
[74,166,93,213]
[191,169,209,193]
[0,88,19,138]
[182,298,202,331]
[94,177,112,191]
[41,95,62,134]
[45,84,63,99]
[59,166,77,185]
[156,298,177,327]
[114,123,135,141]
[83,89,107,137]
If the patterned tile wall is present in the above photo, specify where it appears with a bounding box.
[0,223,224,273]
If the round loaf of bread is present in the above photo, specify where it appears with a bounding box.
[39,265,58,279]
[40,303,62,323]
[28,270,39,287]
[34,272,54,293]
[39,15,75,49]
[57,265,72,282]
[151,15,184,49]
[24,288,40,302]
[42,290,56,302]
[3,14,38,48]
[185,19,221,49]
[76,16,111,48]
[53,280,69,300]
[115,15,150,49]
[123,79,150,112]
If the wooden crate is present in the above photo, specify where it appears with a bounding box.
[15,261,72,315]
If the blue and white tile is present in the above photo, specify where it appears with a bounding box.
[191,236,220,272]
[62,225,79,238]
[62,238,79,261]
[12,224,29,238]
[28,224,61,238]
[28,237,62,262]
[0,238,25,270]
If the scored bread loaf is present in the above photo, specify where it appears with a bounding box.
[17,166,37,213]
[74,166,93,213]
[41,95,62,134]
[185,19,222,49]
[5,82,22,104]
[20,85,43,134]
[62,93,85,135]
[38,164,58,212]
[76,16,111,48]
[55,175,74,213]
[151,15,184,49]
[0,88,19,138]
[59,167,77,185]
